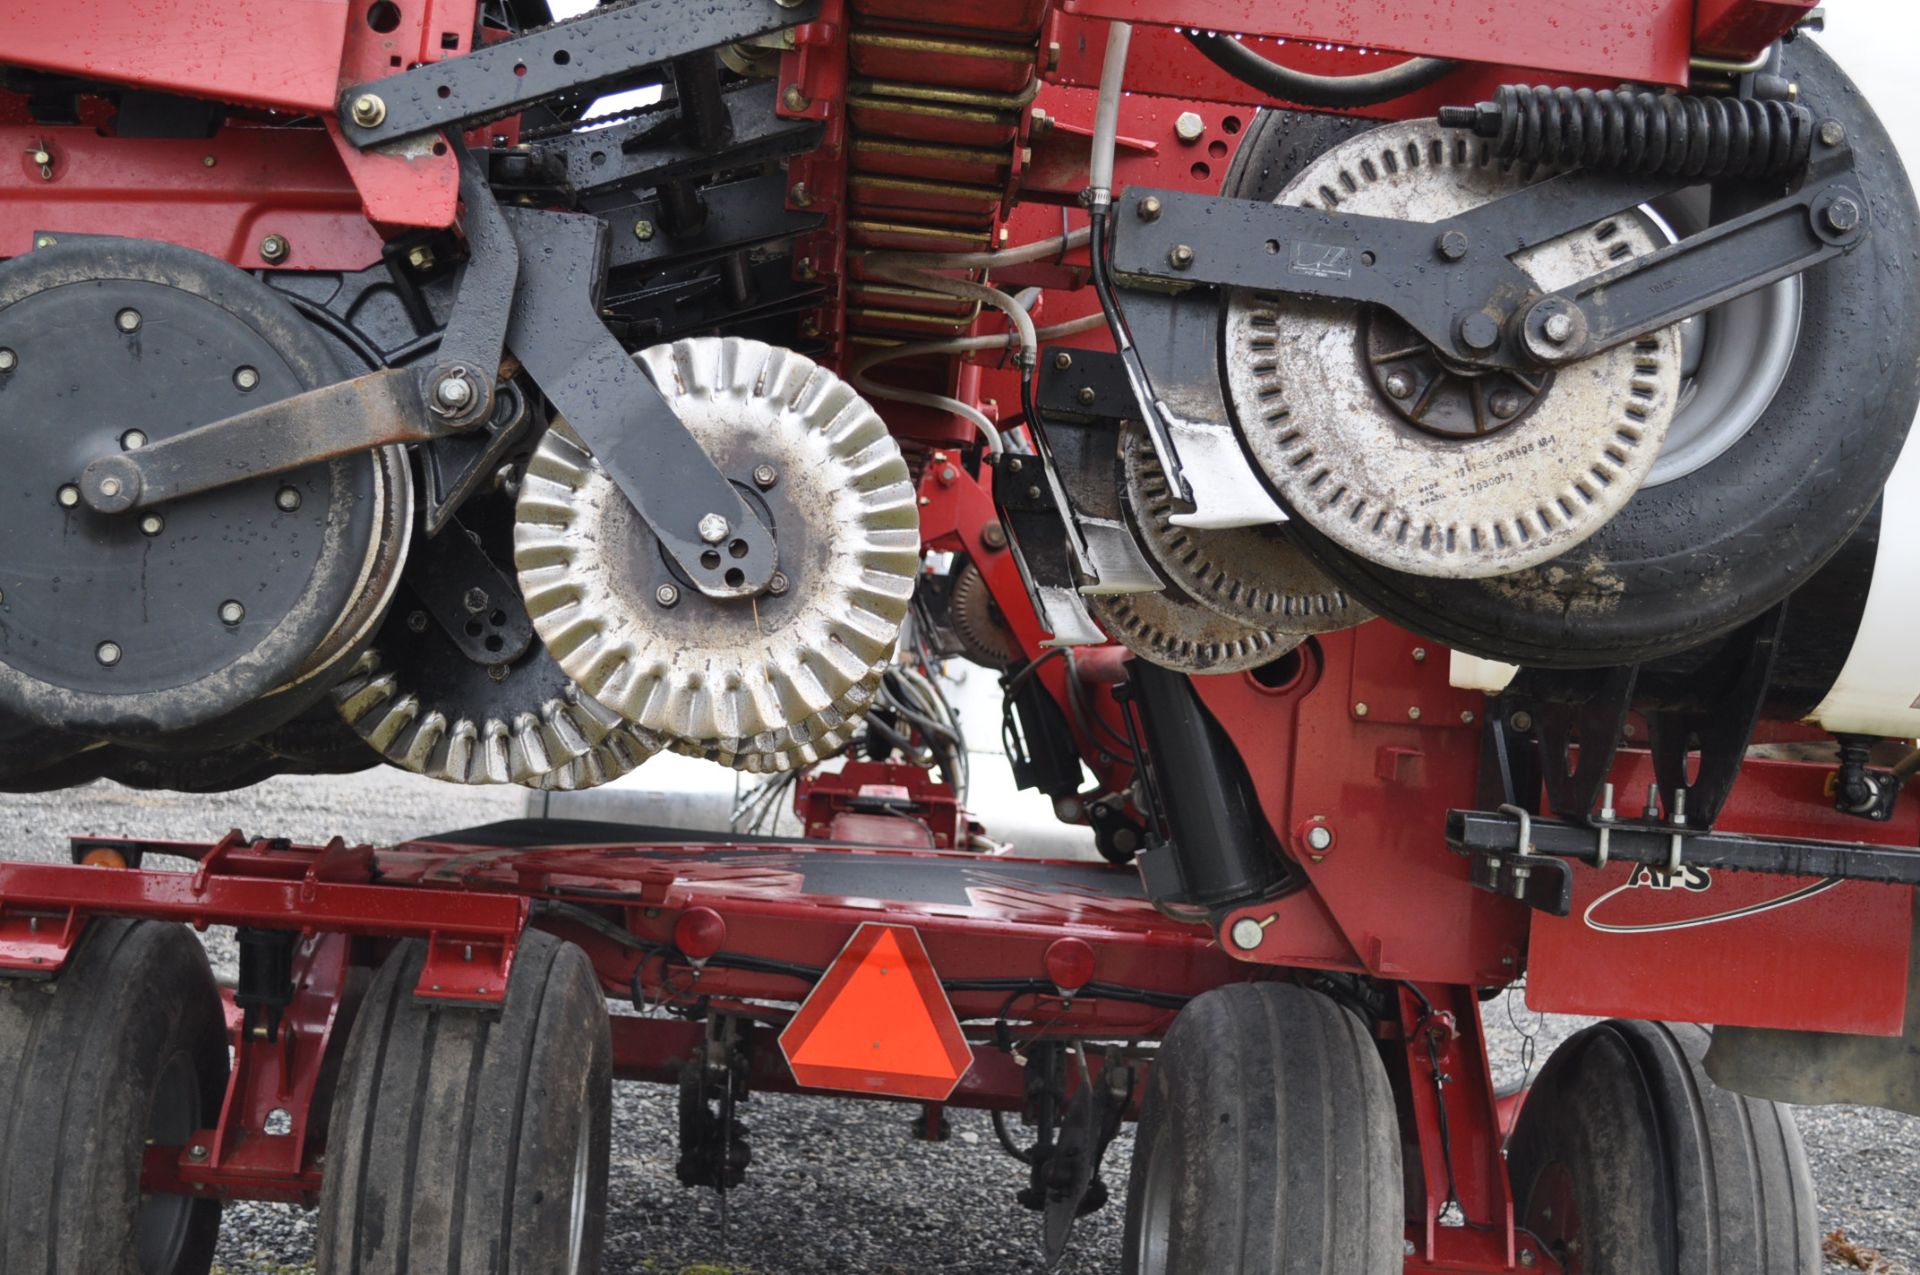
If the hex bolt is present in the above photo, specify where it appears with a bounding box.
[1383,372,1415,400]
[139,513,164,537]
[1461,710,1476,725]
[57,484,80,508]
[1005,457,1023,474]
[1819,119,1846,147]
[1509,710,1535,732]
[96,641,122,667]
[0,348,15,373]
[752,463,779,489]
[1409,706,1423,720]
[1228,917,1265,951]
[406,610,430,633]
[1076,386,1097,406]
[1305,824,1333,853]
[789,181,811,207]
[187,1144,208,1162]
[1137,195,1162,222]
[259,234,290,264]
[1173,111,1206,143]
[219,600,245,626]
[1437,229,1470,261]
[1519,1251,1537,1268]
[276,486,301,512]
[1168,244,1195,270]
[783,85,810,112]
[697,513,730,544]
[98,476,122,499]
[350,94,387,128]
[655,583,681,608]
[463,587,489,613]
[488,664,508,682]
[116,308,142,333]
[121,429,147,450]
[234,366,260,392]
[433,372,474,412]
[1542,310,1576,344]
[980,520,1008,550]
[1489,390,1523,419]
[30,146,51,167]
[1052,351,1073,370]
[767,571,790,596]
[1459,312,1501,352]
[633,219,655,242]
[1354,701,1370,717]
[1825,196,1862,233]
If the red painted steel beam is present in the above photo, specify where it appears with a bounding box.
[1057,0,1698,85]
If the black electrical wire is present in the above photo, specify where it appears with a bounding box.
[1183,31,1459,108]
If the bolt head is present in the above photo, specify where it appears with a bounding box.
[434,373,474,411]
[233,366,260,392]
[768,571,790,596]
[655,583,681,608]
[56,484,80,508]
[697,513,730,544]
[1354,701,1369,717]
[1076,386,1097,406]
[0,348,14,372]
[1820,119,1846,147]
[1488,390,1523,419]
[1509,710,1535,732]
[1408,706,1423,720]
[1168,244,1195,270]
[350,94,387,128]
[980,521,1008,550]
[752,463,779,488]
[139,513,164,536]
[121,430,146,450]
[96,641,121,666]
[188,1144,208,1161]
[783,84,810,112]
[789,181,811,207]
[632,219,655,242]
[116,308,141,333]
[1542,311,1576,343]
[276,486,301,512]
[1305,825,1333,852]
[219,600,245,626]
[1825,195,1862,233]
[1461,710,1476,725]
[1383,372,1415,400]
[259,234,289,264]
[1228,917,1264,951]
[1173,111,1206,143]
[406,245,435,271]
[31,149,51,167]
[463,587,489,613]
[1137,195,1162,222]
[406,610,430,633]
[1052,351,1073,370]
[97,476,122,498]
[1437,230,1470,261]
[1459,312,1501,352]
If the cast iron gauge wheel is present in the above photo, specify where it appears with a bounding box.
[1087,586,1301,675]
[1506,1019,1820,1274]
[1233,39,1920,666]
[1121,982,1403,1275]
[0,919,228,1275]
[0,239,398,739]
[1118,423,1370,634]
[316,930,612,1275]
[515,337,919,743]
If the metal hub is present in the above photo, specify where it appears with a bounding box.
[515,338,918,744]
[1224,121,1682,580]
[0,241,397,739]
[947,561,1021,668]
[1119,424,1370,634]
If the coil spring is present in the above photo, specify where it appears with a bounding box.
[1438,86,1815,179]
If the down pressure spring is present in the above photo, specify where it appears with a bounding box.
[1440,86,1815,179]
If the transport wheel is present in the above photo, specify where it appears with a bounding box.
[0,918,228,1275]
[316,930,612,1275]
[1225,37,1920,667]
[1506,1019,1819,1274]
[1121,982,1403,1274]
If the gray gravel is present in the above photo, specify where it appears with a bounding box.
[2,772,1914,1274]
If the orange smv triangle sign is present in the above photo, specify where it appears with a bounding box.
[779,923,974,1101]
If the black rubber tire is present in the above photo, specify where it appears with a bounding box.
[316,930,613,1275]
[1506,1019,1819,1274]
[0,918,228,1275]
[1120,982,1403,1274]
[1225,38,1920,667]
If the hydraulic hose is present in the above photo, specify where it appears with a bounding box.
[1184,30,1458,108]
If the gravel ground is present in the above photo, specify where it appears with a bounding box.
[2,771,1914,1274]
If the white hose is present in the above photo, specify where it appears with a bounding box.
[851,373,1004,456]
[862,226,1090,272]
[850,312,1107,378]
[1088,21,1132,199]
[864,263,1037,367]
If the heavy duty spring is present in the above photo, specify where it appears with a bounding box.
[1439,86,1815,179]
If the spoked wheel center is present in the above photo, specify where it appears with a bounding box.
[1363,307,1555,438]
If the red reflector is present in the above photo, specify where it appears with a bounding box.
[779,923,973,1101]
[1044,937,1096,992]
[673,906,727,961]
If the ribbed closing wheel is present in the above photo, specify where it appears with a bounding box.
[0,919,228,1275]
[1507,1019,1819,1275]
[1227,37,1920,667]
[1121,982,1403,1275]
[317,931,612,1275]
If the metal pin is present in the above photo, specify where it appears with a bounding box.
[1594,782,1615,869]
